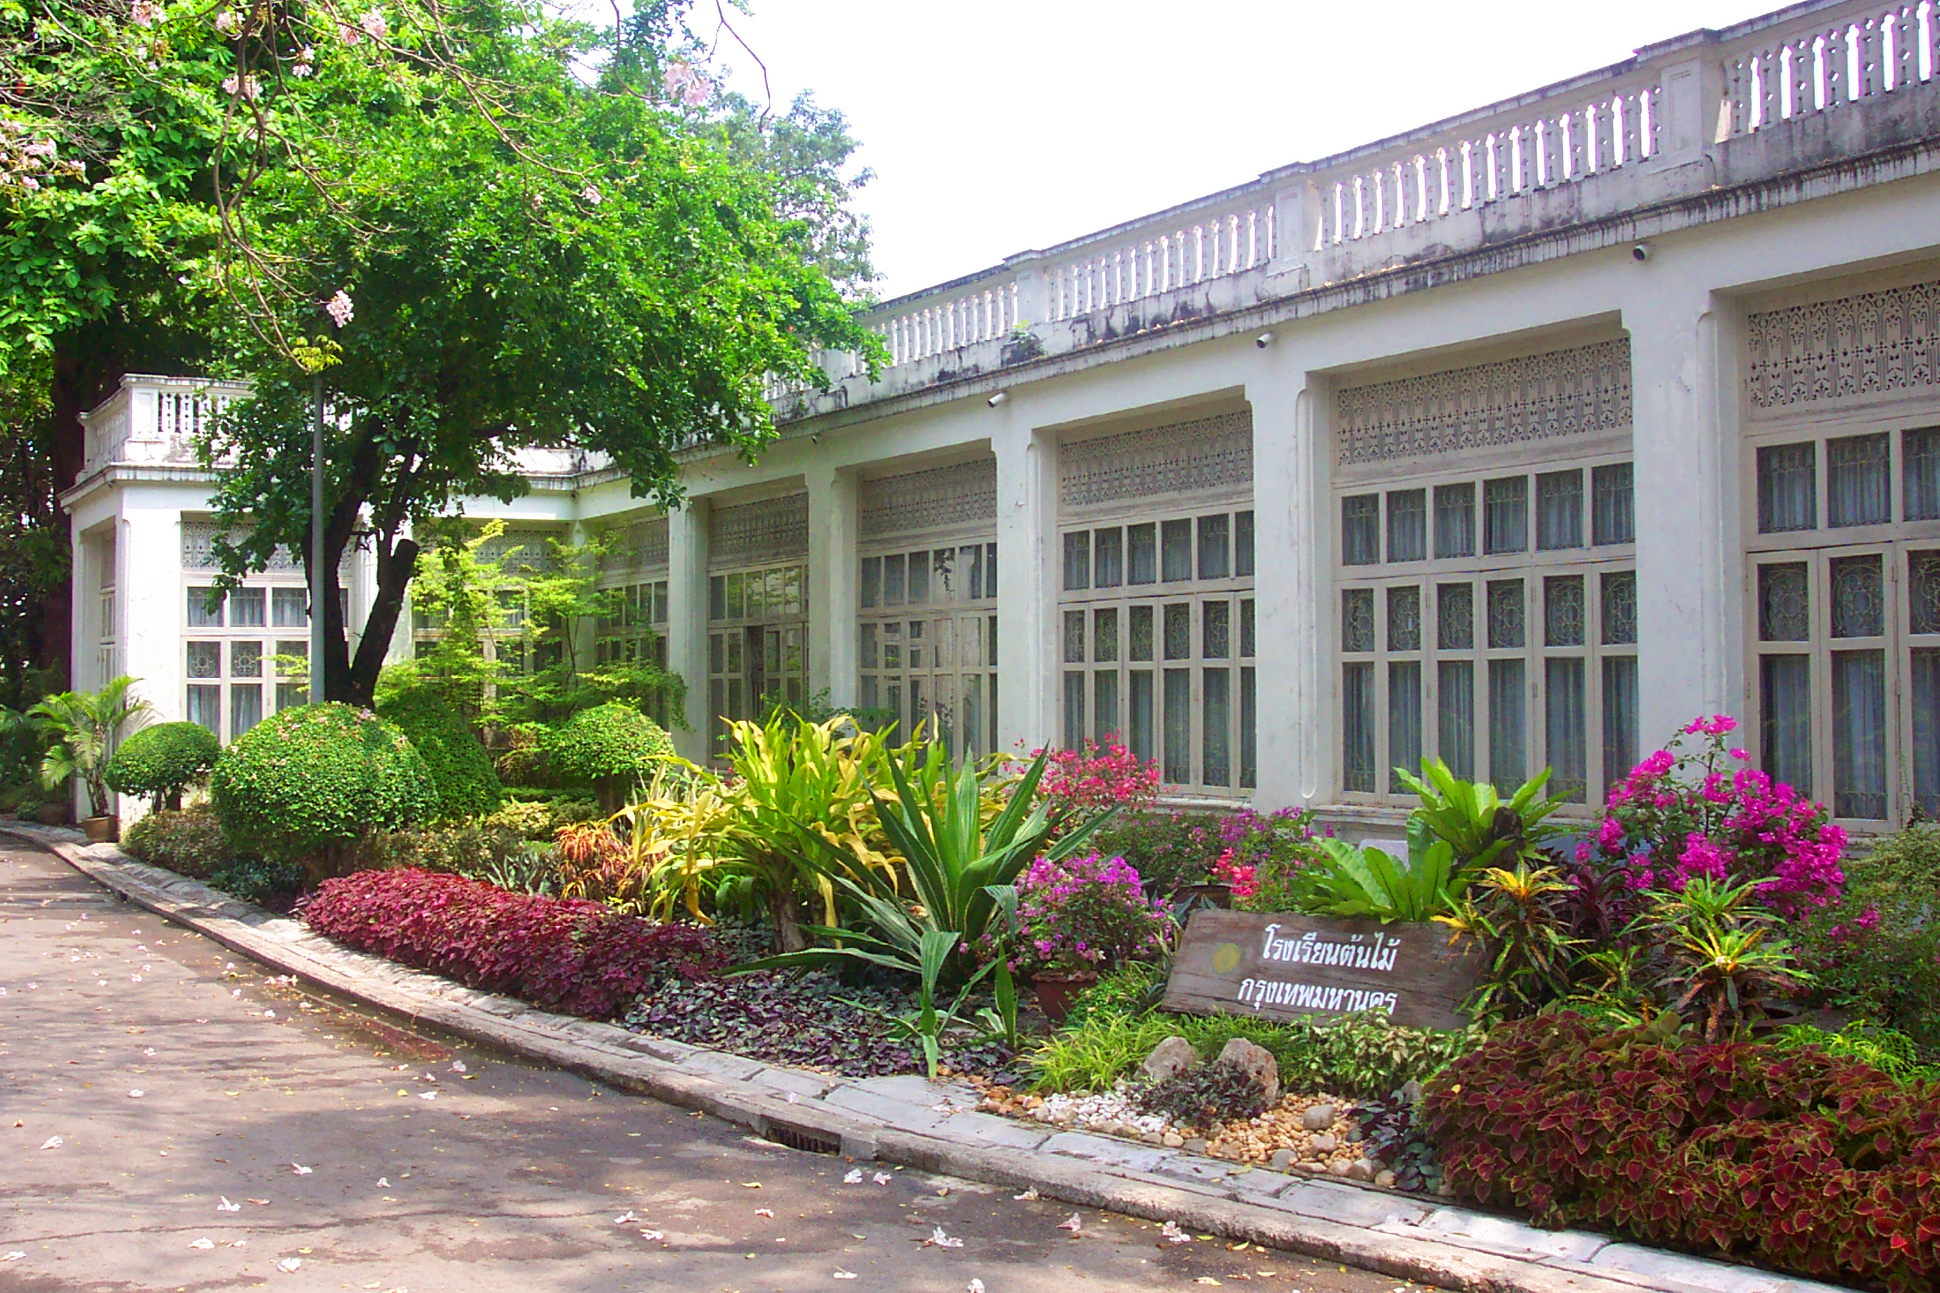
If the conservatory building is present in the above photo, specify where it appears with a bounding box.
[63,0,1940,833]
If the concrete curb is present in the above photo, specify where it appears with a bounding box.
[6,822,1854,1293]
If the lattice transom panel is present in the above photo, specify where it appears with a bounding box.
[860,460,997,539]
[710,493,809,568]
[1336,339,1632,468]
[1746,281,1940,413]
[598,516,670,578]
[1059,411,1253,510]
[182,521,302,572]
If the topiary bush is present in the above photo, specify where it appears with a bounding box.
[209,703,436,883]
[103,721,221,812]
[120,806,236,878]
[541,702,673,812]
[376,686,503,821]
[1423,1012,1940,1292]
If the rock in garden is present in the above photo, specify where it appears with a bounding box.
[1139,1036,1202,1084]
[1308,1133,1338,1156]
[1182,1138,1208,1154]
[1375,1169,1397,1188]
[1269,1148,1296,1171]
[1215,1038,1279,1104]
[1347,1158,1380,1182]
[1162,1132,1185,1148]
[1301,1103,1337,1131]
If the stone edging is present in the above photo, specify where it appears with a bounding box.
[5,822,1852,1293]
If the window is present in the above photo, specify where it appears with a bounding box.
[1061,509,1255,794]
[1749,425,1940,821]
[860,543,998,757]
[708,561,808,753]
[1338,462,1635,804]
[184,581,310,740]
[596,579,670,726]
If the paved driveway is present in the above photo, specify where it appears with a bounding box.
[0,840,1433,1293]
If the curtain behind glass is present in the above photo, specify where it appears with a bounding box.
[1389,661,1422,792]
[1488,659,1526,787]
[1913,649,1940,818]
[1602,655,1639,793]
[1827,433,1891,528]
[1342,662,1376,793]
[1438,660,1475,779]
[1759,654,1811,794]
[1832,650,1887,819]
[1545,658,1586,801]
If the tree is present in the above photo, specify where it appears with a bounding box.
[200,0,883,706]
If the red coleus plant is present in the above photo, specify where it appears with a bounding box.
[1422,1012,1940,1292]
[302,868,723,1019]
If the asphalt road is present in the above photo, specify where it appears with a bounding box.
[0,839,1436,1293]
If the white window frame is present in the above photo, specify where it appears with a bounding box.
[859,541,999,757]
[707,561,808,753]
[183,580,312,741]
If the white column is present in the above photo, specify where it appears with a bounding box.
[113,502,187,820]
[1625,282,1741,746]
[565,519,598,689]
[993,410,1058,754]
[1247,360,1325,808]
[666,499,711,763]
[806,464,859,707]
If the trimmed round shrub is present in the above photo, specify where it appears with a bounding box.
[210,703,436,882]
[376,687,502,821]
[104,722,221,811]
[120,806,236,878]
[541,702,674,812]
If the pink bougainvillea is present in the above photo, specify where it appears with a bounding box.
[1031,734,1161,813]
[1576,716,1845,916]
[1009,851,1171,977]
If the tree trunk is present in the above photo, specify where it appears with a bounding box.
[770,884,807,954]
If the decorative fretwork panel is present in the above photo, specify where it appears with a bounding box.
[1059,411,1253,510]
[710,494,809,569]
[476,528,561,575]
[597,516,670,579]
[860,460,997,539]
[1746,280,1940,413]
[1335,339,1632,468]
[182,521,303,573]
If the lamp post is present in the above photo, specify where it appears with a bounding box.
[310,366,326,703]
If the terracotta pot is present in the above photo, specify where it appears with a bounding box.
[82,814,119,844]
[34,802,72,826]
[1030,972,1099,1025]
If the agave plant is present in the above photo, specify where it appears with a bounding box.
[29,676,153,819]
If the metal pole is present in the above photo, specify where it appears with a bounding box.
[309,369,326,703]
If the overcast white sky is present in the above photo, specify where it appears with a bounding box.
[695,0,1787,300]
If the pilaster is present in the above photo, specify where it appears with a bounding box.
[993,409,1059,754]
[666,499,712,764]
[806,465,859,707]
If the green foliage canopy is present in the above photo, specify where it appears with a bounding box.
[375,686,502,821]
[104,719,220,810]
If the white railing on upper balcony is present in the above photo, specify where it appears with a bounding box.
[873,280,1022,369]
[156,389,232,439]
[1721,0,1938,136]
[1311,79,1659,250]
[1044,195,1277,321]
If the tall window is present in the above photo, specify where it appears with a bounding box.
[185,583,311,740]
[708,561,807,753]
[1060,509,1256,794]
[1749,424,1940,822]
[597,578,670,726]
[1338,460,1636,803]
[860,543,998,755]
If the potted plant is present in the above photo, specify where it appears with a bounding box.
[1012,850,1172,1023]
[29,676,154,842]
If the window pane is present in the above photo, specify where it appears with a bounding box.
[906,552,930,604]
[1758,563,1811,641]
[1386,489,1427,562]
[1198,514,1230,579]
[1603,655,1639,794]
[1129,670,1155,763]
[1488,659,1526,787]
[1438,660,1475,779]
[1545,657,1587,802]
[1239,598,1255,658]
[860,621,878,669]
[1203,600,1230,659]
[1127,524,1158,584]
[1342,662,1376,793]
[1203,668,1231,787]
[1827,432,1891,528]
[1162,669,1191,784]
[1760,653,1812,795]
[709,575,726,621]
[1341,495,1380,566]
[1832,649,1887,819]
[271,587,307,628]
[187,587,223,628]
[275,683,304,712]
[860,556,881,608]
[1757,442,1817,533]
[1912,551,1940,635]
[1093,671,1120,743]
[1062,610,1085,663]
[1486,579,1525,649]
[1829,554,1884,638]
[1906,427,1940,521]
[1483,477,1528,554]
[1129,605,1154,661]
[882,554,906,606]
[1094,527,1123,588]
[1591,463,1635,545]
[186,641,220,679]
[1434,484,1476,559]
[1062,533,1089,591]
[1093,607,1119,663]
[231,684,263,738]
[1601,570,1637,645]
[1063,672,1085,750]
[1913,649,1940,819]
[1437,583,1473,651]
[1387,585,1421,652]
[230,641,262,678]
[1535,471,1584,550]
[1389,661,1421,792]
[1543,575,1585,648]
[1161,519,1194,581]
[1163,603,1191,659]
[1240,667,1257,790]
[230,587,265,628]
[1341,588,1375,653]
[1234,511,1255,577]
[187,684,221,733]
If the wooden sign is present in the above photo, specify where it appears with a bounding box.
[1160,910,1485,1031]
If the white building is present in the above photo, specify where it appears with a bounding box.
[65,0,1940,833]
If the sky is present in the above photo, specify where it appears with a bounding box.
[695,0,1788,300]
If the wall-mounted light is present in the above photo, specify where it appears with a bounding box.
[987,391,1008,407]
[1255,331,1276,349]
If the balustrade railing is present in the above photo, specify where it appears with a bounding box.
[1044,196,1276,321]
[1721,0,1937,136]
